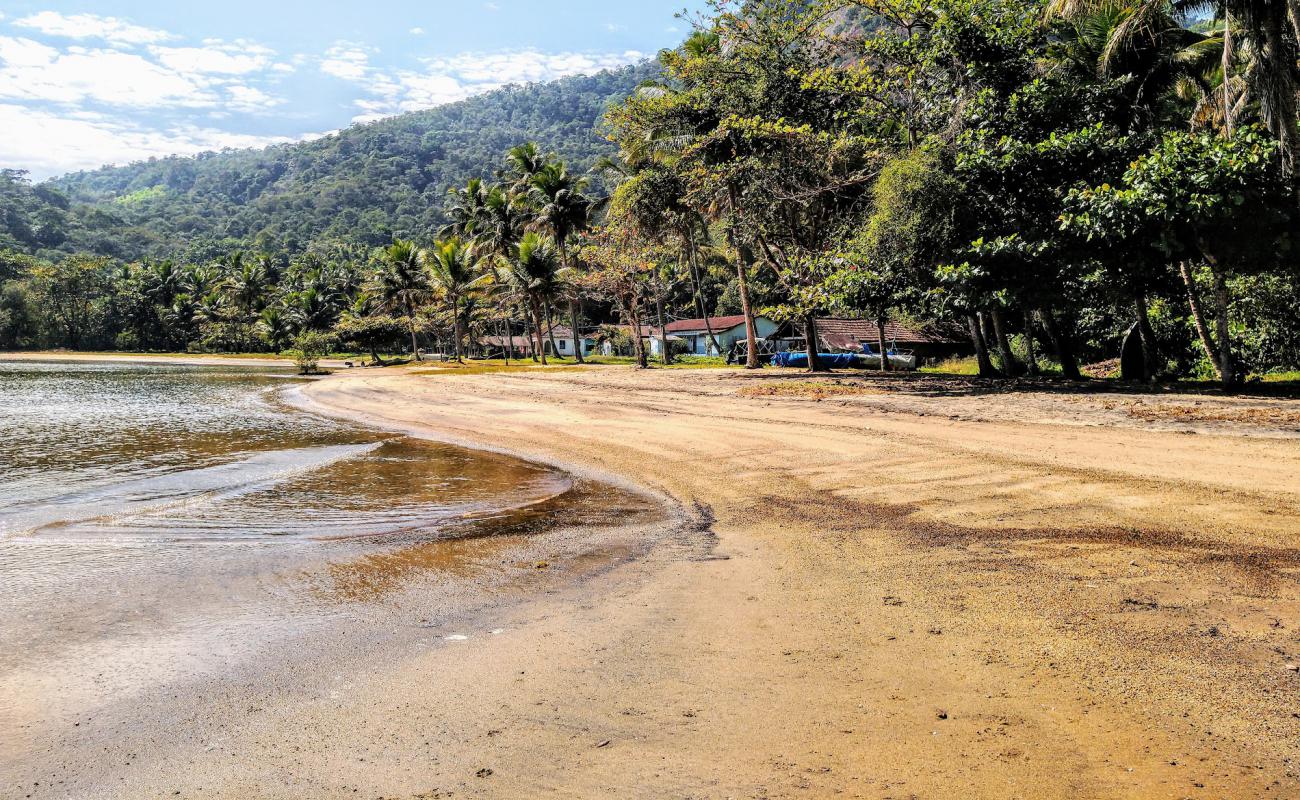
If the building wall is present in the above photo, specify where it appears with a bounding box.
[678,317,779,355]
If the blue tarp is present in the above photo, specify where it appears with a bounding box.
[771,352,860,368]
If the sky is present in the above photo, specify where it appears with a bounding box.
[0,1,705,179]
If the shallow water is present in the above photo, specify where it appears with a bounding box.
[0,360,567,541]
[0,360,601,740]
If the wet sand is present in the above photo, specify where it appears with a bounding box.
[7,360,1300,798]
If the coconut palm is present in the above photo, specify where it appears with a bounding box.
[427,237,491,361]
[476,183,528,257]
[258,305,294,353]
[1046,0,1297,172]
[441,178,490,239]
[495,232,562,365]
[527,160,601,362]
[223,256,271,321]
[504,142,547,190]
[374,240,432,360]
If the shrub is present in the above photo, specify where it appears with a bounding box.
[290,330,333,375]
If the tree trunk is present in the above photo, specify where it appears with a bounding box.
[968,314,997,377]
[568,300,585,364]
[727,185,760,369]
[876,315,891,372]
[1180,262,1220,379]
[687,231,722,355]
[501,319,512,365]
[1133,289,1159,381]
[1223,16,1236,135]
[990,308,1021,376]
[558,238,585,364]
[543,298,560,359]
[627,300,648,369]
[655,287,672,366]
[1209,265,1236,389]
[530,297,547,366]
[524,308,538,362]
[406,299,421,361]
[1038,308,1082,380]
[452,295,463,362]
[806,315,823,372]
[1022,310,1039,375]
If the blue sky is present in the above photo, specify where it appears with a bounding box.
[0,1,704,179]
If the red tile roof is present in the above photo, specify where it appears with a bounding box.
[664,314,750,333]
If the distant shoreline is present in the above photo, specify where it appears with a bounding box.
[0,351,354,369]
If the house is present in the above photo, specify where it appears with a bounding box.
[545,326,600,358]
[663,314,781,356]
[479,334,538,359]
[773,318,971,364]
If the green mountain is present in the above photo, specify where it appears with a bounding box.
[7,63,656,262]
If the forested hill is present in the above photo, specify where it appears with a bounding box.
[23,63,656,261]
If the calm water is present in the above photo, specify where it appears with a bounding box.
[0,360,582,741]
[0,360,567,541]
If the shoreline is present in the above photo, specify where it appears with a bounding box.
[0,350,356,369]
[6,357,1300,797]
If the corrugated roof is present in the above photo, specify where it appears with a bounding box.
[811,318,967,348]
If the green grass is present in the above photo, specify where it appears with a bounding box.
[1258,371,1300,384]
[405,355,734,375]
[583,355,730,369]
[919,354,1068,377]
[920,356,981,375]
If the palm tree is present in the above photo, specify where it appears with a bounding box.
[598,152,723,356]
[224,256,270,321]
[504,142,547,190]
[476,183,527,257]
[375,240,432,360]
[496,232,562,366]
[442,178,489,239]
[1047,0,1297,172]
[528,160,601,362]
[258,305,293,353]
[427,237,490,362]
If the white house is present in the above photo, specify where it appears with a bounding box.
[664,314,780,356]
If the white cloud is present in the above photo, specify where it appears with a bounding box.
[226,84,282,112]
[324,46,644,122]
[409,27,425,35]
[0,103,302,178]
[13,11,173,46]
[0,37,213,107]
[320,43,373,81]
[151,41,274,75]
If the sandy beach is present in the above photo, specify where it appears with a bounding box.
[285,365,1300,798]
[6,357,1300,798]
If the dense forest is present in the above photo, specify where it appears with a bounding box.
[0,64,654,262]
[2,0,1299,388]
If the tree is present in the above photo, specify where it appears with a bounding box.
[1063,126,1298,387]
[332,312,407,365]
[27,255,111,349]
[374,240,433,360]
[427,237,489,361]
[527,160,600,362]
[495,232,562,366]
